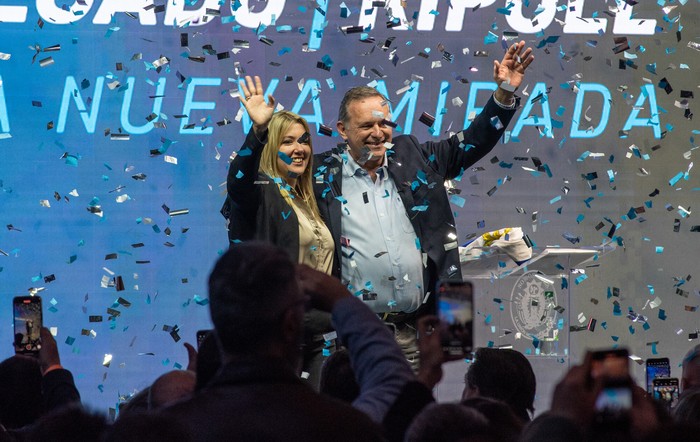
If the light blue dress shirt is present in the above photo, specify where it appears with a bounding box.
[340,153,425,313]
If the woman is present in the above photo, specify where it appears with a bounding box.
[223,75,334,388]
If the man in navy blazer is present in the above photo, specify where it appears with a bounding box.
[311,41,534,363]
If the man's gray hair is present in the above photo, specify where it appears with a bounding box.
[337,86,389,123]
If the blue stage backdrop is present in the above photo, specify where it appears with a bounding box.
[0,0,698,415]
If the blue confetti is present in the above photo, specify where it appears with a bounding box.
[484,31,499,45]
[450,195,466,208]
[277,151,292,165]
[669,171,684,186]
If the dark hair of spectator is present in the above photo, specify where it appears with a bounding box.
[116,388,150,420]
[0,356,43,429]
[518,412,584,442]
[465,347,536,421]
[105,412,192,442]
[461,397,524,442]
[673,388,700,423]
[405,403,494,442]
[26,403,107,442]
[319,348,360,403]
[640,422,700,442]
[208,242,298,355]
[147,370,196,409]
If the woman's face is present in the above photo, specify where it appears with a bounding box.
[277,122,312,187]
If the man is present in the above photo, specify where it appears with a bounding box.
[161,241,411,441]
[682,344,700,391]
[147,370,196,410]
[462,347,537,422]
[312,41,534,363]
[0,328,81,433]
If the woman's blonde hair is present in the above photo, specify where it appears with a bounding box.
[259,111,322,221]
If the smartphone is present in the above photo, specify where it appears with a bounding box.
[653,377,679,409]
[594,377,633,426]
[590,348,629,381]
[436,280,474,357]
[646,357,671,394]
[595,379,633,413]
[196,329,212,350]
[13,296,43,355]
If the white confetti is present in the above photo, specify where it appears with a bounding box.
[115,194,130,203]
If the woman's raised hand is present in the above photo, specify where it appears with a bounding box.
[239,75,276,133]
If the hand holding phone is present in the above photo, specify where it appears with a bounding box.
[652,377,679,410]
[646,357,671,394]
[590,348,629,381]
[38,327,61,373]
[13,296,43,356]
[196,330,211,350]
[436,280,474,358]
[589,348,633,424]
[415,316,447,389]
[594,379,633,413]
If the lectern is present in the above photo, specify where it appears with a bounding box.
[435,245,616,413]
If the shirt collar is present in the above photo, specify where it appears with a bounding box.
[343,150,388,181]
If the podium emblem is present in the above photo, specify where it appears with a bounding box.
[510,271,558,340]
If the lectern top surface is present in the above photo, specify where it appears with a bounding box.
[460,245,615,279]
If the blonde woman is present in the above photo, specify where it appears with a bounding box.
[224,75,334,388]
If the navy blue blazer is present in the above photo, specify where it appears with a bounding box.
[312,96,516,311]
[223,129,301,261]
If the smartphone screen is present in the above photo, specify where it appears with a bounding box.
[646,358,671,394]
[13,296,43,355]
[593,376,633,427]
[437,280,474,357]
[653,377,679,409]
[590,348,629,381]
[595,384,633,413]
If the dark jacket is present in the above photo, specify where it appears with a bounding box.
[42,368,81,413]
[312,96,515,310]
[221,128,335,385]
[161,357,384,442]
[223,129,300,260]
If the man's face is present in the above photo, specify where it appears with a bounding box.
[337,95,393,169]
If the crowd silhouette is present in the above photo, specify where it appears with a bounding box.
[2,242,700,441]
